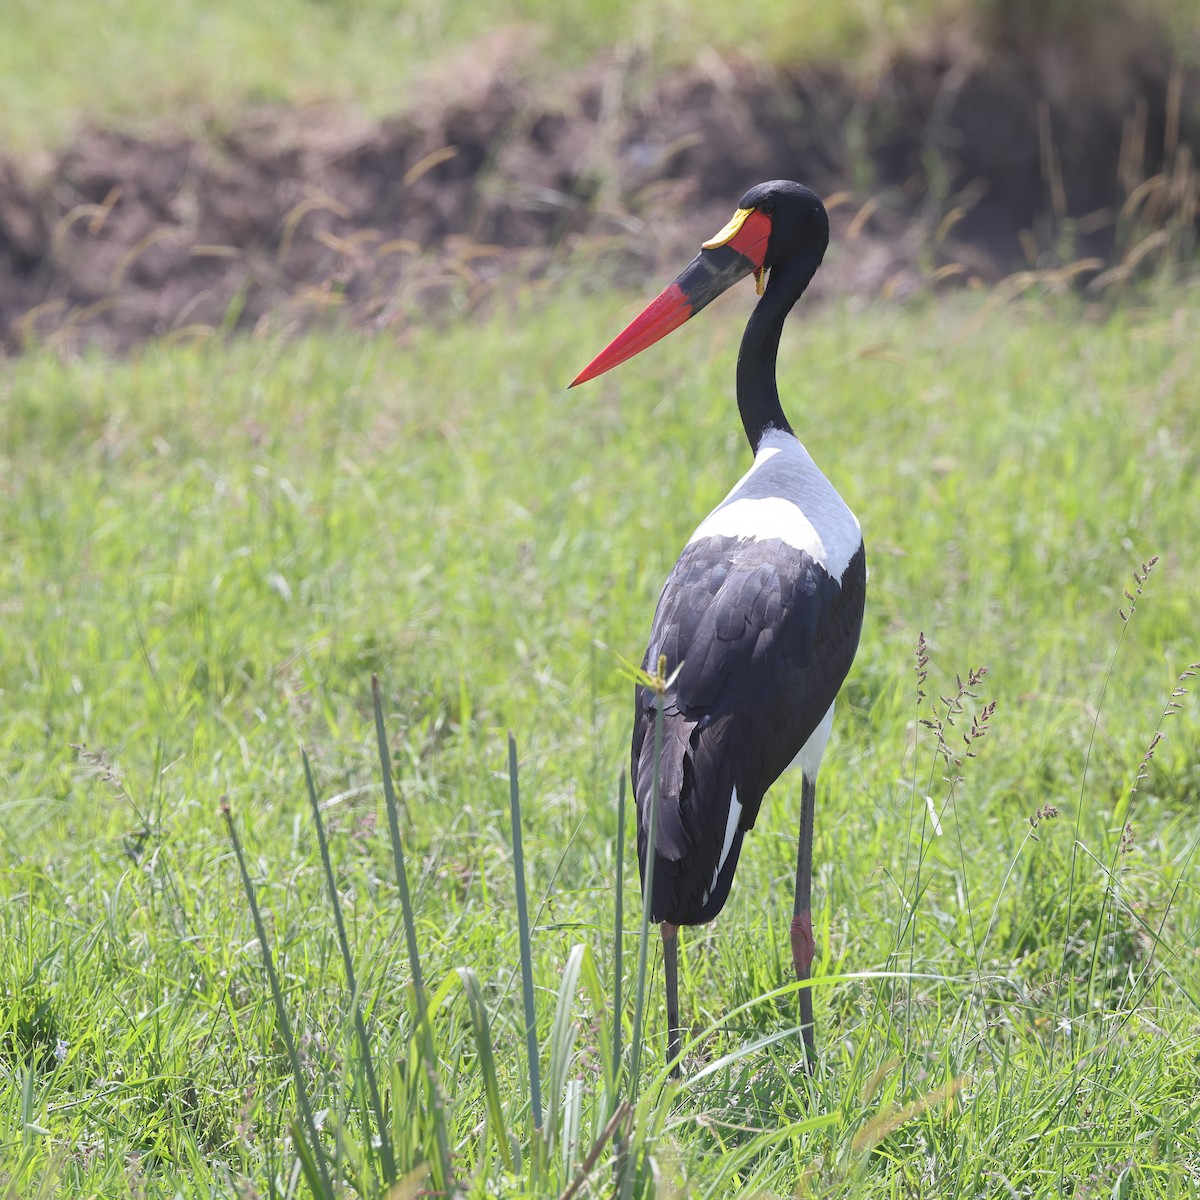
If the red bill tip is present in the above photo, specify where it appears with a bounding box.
[569,281,693,387]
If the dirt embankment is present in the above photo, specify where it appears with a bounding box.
[0,11,1196,354]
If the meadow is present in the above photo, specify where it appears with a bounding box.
[3,0,1200,1194]
[2,271,1199,1195]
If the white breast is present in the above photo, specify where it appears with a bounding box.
[686,428,861,578]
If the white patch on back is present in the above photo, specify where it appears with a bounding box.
[686,429,861,578]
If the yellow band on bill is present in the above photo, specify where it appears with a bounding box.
[702,206,755,250]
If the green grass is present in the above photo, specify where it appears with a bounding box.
[2,273,1199,1194]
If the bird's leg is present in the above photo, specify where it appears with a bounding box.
[662,922,682,1076]
[791,773,817,1068]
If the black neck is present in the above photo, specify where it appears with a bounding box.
[735,255,821,452]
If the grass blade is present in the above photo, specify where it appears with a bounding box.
[546,943,586,1153]
[371,675,453,1196]
[508,730,544,1133]
[611,771,625,1107]
[301,746,396,1184]
[221,802,334,1198]
[575,937,617,1120]
[457,966,514,1172]
[559,1102,631,1200]
[617,693,665,1200]
[562,1078,584,1176]
[291,1117,331,1200]
[629,695,664,1104]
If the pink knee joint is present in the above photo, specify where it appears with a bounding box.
[790,911,814,975]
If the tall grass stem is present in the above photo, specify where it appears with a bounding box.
[301,746,396,1184]
[221,802,334,1198]
[628,697,664,1103]
[611,771,626,1110]
[371,675,453,1195]
[508,730,544,1133]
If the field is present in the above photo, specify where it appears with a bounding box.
[2,1,1200,1197]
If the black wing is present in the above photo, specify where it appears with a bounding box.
[631,534,866,925]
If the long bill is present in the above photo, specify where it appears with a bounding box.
[569,206,772,387]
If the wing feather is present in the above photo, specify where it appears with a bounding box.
[631,535,866,925]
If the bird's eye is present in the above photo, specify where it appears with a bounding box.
[760,201,776,215]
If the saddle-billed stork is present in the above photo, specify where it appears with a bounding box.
[571,180,866,1070]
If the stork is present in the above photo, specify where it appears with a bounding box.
[571,180,866,1070]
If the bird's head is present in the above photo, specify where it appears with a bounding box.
[570,180,828,387]
[732,180,829,279]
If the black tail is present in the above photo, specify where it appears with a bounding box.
[631,699,742,926]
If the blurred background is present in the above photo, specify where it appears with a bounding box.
[1,0,1197,353]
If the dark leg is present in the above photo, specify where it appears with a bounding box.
[790,773,817,1068]
[662,922,681,1076]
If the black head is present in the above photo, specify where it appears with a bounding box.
[736,180,829,274]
